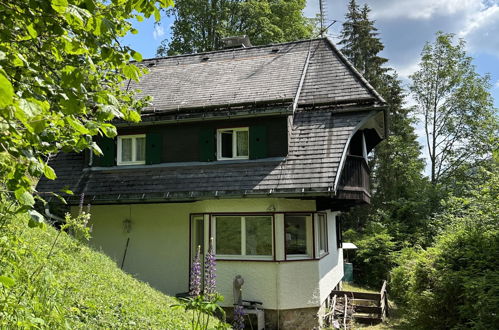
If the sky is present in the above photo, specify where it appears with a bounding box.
[122,0,499,108]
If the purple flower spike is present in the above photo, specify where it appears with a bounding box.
[233,304,245,330]
[189,245,202,297]
[204,237,217,298]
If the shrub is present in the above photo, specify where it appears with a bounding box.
[389,167,499,329]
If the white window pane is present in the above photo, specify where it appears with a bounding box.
[245,216,272,256]
[236,130,248,157]
[285,216,307,255]
[221,131,233,158]
[121,138,132,162]
[135,137,145,161]
[216,217,241,255]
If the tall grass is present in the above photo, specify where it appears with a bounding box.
[0,200,217,328]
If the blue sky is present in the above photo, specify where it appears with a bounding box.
[122,0,499,109]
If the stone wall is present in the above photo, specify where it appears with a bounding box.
[225,307,320,329]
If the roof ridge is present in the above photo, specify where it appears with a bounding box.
[138,37,326,62]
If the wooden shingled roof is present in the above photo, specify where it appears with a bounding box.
[37,38,386,204]
[131,38,384,113]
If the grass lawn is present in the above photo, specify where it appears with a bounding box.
[0,208,224,328]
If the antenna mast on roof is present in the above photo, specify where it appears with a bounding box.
[319,0,327,37]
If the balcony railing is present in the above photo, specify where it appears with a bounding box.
[337,155,371,203]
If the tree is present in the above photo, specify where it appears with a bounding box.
[339,1,429,246]
[0,0,172,213]
[157,0,313,56]
[338,1,388,87]
[390,161,499,329]
[410,32,499,186]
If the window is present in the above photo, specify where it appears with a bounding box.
[317,213,328,256]
[214,215,272,259]
[117,135,146,165]
[216,128,249,160]
[285,215,313,258]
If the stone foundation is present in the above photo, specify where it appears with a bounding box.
[225,306,319,329]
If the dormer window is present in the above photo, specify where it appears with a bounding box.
[217,127,249,160]
[117,134,146,165]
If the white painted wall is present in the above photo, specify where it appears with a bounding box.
[318,211,344,304]
[83,198,343,311]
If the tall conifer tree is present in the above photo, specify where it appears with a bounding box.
[339,1,428,245]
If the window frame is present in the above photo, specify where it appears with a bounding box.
[212,214,274,260]
[216,127,249,160]
[117,134,146,166]
[317,213,329,257]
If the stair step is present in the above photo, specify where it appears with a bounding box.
[354,316,382,325]
[354,306,382,314]
[352,298,379,306]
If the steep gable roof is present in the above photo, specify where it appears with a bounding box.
[131,38,384,113]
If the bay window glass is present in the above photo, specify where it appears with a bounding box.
[318,213,328,255]
[215,215,272,258]
[285,215,312,258]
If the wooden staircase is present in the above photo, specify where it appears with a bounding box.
[323,281,388,328]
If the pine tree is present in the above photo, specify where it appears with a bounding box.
[339,1,429,246]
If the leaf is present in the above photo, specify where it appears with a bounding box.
[0,70,14,107]
[122,64,141,81]
[101,124,117,138]
[15,188,35,206]
[0,276,15,288]
[51,0,68,14]
[26,24,38,39]
[66,116,89,134]
[131,50,142,62]
[124,109,141,122]
[29,210,46,228]
[44,164,57,180]
[18,98,47,118]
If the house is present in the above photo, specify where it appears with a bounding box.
[37,37,386,329]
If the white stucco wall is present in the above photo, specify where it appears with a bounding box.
[318,211,344,304]
[83,198,343,311]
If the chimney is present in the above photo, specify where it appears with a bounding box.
[221,35,252,49]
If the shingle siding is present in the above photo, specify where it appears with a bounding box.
[37,111,366,201]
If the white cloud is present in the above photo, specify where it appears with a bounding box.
[494,80,499,89]
[459,4,499,56]
[366,0,481,20]
[152,24,165,40]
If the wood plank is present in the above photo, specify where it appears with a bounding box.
[330,290,381,301]
[354,306,382,314]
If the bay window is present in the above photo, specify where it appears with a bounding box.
[214,215,272,259]
[285,214,313,259]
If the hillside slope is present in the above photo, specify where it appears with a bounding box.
[0,208,213,328]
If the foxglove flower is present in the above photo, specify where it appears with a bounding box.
[189,245,202,297]
[233,304,245,330]
[204,237,216,298]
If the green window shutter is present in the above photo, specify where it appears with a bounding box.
[146,132,162,165]
[249,125,267,159]
[199,128,215,161]
[95,137,116,167]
